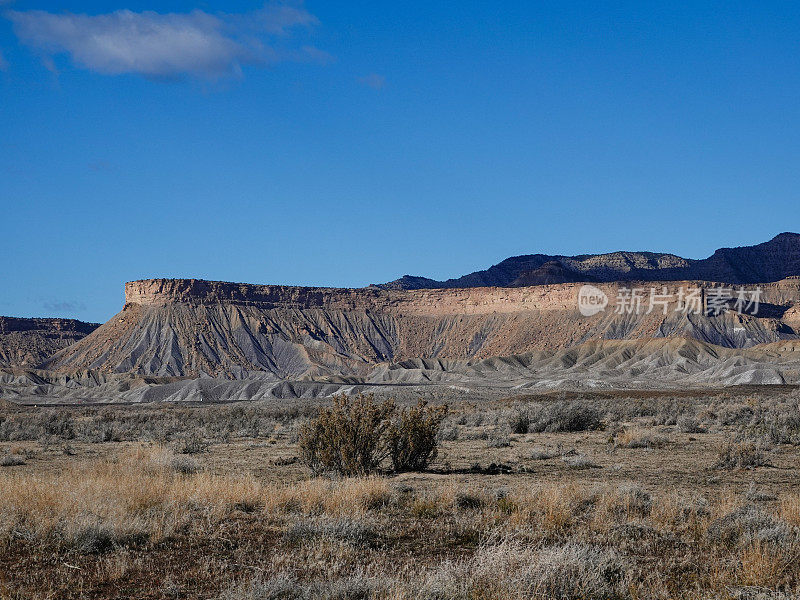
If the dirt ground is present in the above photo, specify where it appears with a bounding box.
[1,386,799,599]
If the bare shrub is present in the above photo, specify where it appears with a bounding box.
[455,492,485,510]
[530,446,560,460]
[174,432,209,454]
[149,447,201,475]
[0,453,25,467]
[170,455,201,475]
[748,400,800,445]
[677,414,705,433]
[437,422,459,441]
[221,574,390,600]
[745,482,777,503]
[442,538,630,600]
[522,543,628,599]
[70,521,118,554]
[717,402,756,427]
[486,430,511,448]
[0,402,313,445]
[0,409,75,442]
[715,439,770,469]
[388,401,448,472]
[707,504,792,548]
[561,454,600,470]
[283,517,377,548]
[510,406,532,434]
[298,394,395,476]
[607,484,653,518]
[528,401,603,433]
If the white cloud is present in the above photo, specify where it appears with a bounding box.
[358,73,385,90]
[248,3,318,35]
[7,2,321,80]
[43,300,86,313]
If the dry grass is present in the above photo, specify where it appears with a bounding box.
[0,446,265,553]
[614,427,669,449]
[1,389,800,599]
[1,452,799,598]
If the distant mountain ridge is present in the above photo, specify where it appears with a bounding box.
[378,232,800,289]
[0,316,99,368]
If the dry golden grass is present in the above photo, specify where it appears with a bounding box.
[0,446,268,551]
[613,427,669,449]
[1,447,799,599]
[0,446,403,554]
[738,541,795,589]
[779,494,800,526]
[264,475,393,516]
[2,388,800,599]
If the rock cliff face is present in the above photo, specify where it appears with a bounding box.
[0,317,99,368]
[10,232,800,397]
[44,277,800,379]
[380,232,800,289]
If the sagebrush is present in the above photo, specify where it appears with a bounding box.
[298,394,448,475]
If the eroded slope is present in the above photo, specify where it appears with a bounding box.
[43,278,800,380]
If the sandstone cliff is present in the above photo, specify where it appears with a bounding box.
[43,277,800,379]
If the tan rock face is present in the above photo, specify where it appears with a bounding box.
[125,278,800,316]
[9,232,800,392]
[37,277,796,379]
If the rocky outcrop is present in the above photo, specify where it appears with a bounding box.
[42,277,800,379]
[11,232,800,396]
[380,232,800,289]
[0,317,99,368]
[511,261,598,286]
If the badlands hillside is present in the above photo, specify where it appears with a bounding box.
[45,277,800,378]
[2,233,800,403]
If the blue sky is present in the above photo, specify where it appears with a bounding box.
[1,1,799,322]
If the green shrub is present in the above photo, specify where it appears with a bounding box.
[388,401,447,472]
[298,394,395,476]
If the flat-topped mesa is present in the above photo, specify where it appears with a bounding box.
[124,277,800,316]
[124,279,365,310]
[0,317,100,369]
[0,316,98,335]
[47,276,800,379]
[124,278,585,313]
